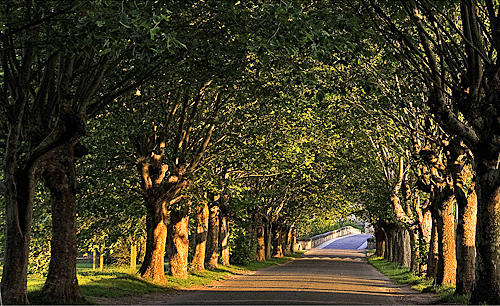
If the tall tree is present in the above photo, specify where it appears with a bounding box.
[0,1,179,302]
[356,1,499,301]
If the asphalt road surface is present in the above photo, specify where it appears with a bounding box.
[97,234,440,305]
[322,234,374,250]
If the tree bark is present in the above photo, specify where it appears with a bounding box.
[220,212,230,266]
[206,202,220,269]
[40,157,84,304]
[450,140,477,296]
[265,222,272,260]
[283,226,293,256]
[139,196,168,283]
[435,190,457,286]
[398,228,411,268]
[256,224,266,261]
[1,170,35,304]
[272,224,283,258]
[169,206,189,279]
[192,203,209,272]
[385,229,394,262]
[410,230,420,274]
[455,183,476,295]
[470,161,500,304]
[427,218,439,280]
[375,225,386,258]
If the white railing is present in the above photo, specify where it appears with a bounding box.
[296,226,362,250]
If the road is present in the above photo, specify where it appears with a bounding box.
[97,234,439,305]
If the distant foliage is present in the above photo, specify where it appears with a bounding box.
[228,221,256,265]
[28,182,52,276]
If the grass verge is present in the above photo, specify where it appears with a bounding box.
[25,252,303,304]
[368,256,470,305]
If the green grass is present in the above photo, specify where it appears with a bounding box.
[368,256,470,304]
[23,253,303,304]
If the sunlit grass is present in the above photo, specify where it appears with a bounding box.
[368,256,470,304]
[21,252,303,304]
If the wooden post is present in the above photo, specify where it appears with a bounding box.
[131,243,137,270]
[92,250,96,270]
[100,246,104,271]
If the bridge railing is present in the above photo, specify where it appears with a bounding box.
[296,226,362,250]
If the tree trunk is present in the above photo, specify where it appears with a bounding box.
[41,158,84,304]
[138,196,168,283]
[291,227,297,253]
[427,218,439,280]
[220,213,230,266]
[395,229,402,265]
[1,171,36,304]
[99,247,104,271]
[272,224,283,258]
[256,225,266,261]
[192,203,209,272]
[206,203,220,269]
[375,225,386,258]
[455,183,477,295]
[417,205,432,277]
[265,222,272,260]
[470,161,500,304]
[435,190,457,286]
[385,229,394,262]
[399,228,411,268]
[450,140,477,296]
[383,229,390,261]
[410,230,420,274]
[169,206,189,279]
[166,222,174,262]
[283,226,293,256]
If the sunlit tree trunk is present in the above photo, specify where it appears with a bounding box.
[435,188,456,286]
[192,203,209,271]
[272,224,283,258]
[220,210,230,266]
[206,200,220,269]
[139,195,168,283]
[169,206,189,279]
[255,219,266,261]
[449,140,476,295]
[455,183,476,295]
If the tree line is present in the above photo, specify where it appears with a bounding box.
[2,1,500,305]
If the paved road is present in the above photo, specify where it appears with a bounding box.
[322,234,373,250]
[97,235,440,305]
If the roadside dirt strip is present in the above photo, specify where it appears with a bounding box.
[96,248,440,305]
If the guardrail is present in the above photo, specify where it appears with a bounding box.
[296,226,362,250]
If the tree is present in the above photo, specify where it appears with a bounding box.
[0,1,180,302]
[355,1,497,301]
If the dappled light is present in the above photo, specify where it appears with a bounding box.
[0,0,498,304]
